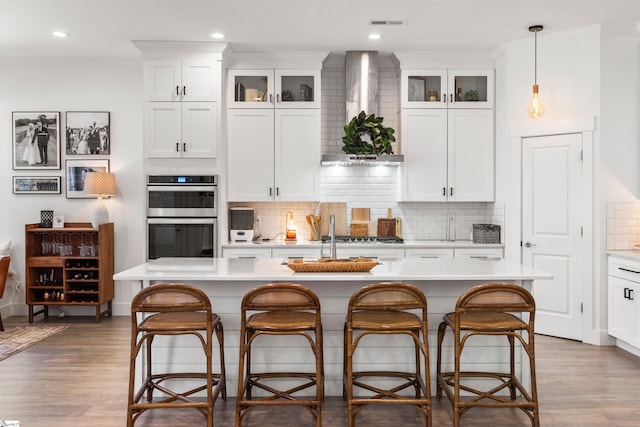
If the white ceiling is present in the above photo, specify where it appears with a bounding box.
[1,0,639,58]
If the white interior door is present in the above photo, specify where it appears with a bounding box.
[522,133,583,340]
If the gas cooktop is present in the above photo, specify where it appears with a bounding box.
[321,235,404,244]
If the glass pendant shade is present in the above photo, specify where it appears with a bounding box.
[527,84,545,118]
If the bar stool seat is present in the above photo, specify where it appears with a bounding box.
[436,282,539,427]
[236,283,323,427]
[344,282,432,427]
[127,283,226,427]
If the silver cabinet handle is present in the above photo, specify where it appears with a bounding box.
[176,86,180,96]
[277,94,280,103]
[183,143,187,152]
[269,94,273,104]
[524,241,534,248]
[175,143,179,152]
[182,86,186,96]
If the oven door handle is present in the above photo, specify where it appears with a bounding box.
[147,218,216,225]
[147,185,216,192]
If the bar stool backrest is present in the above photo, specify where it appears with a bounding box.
[348,282,427,315]
[242,283,320,313]
[131,283,212,315]
[455,282,535,316]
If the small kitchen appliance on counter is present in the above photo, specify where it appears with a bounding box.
[230,207,255,242]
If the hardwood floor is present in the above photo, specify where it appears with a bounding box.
[1,315,640,426]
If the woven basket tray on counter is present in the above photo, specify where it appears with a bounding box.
[287,258,378,273]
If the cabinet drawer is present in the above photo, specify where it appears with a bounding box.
[222,247,272,258]
[28,257,65,267]
[610,259,640,282]
[454,248,503,259]
[405,248,454,259]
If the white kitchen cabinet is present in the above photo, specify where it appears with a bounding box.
[401,69,494,109]
[145,102,218,158]
[141,52,222,159]
[454,248,503,259]
[405,248,454,259]
[401,108,494,202]
[145,59,218,102]
[227,95,321,202]
[222,247,272,258]
[608,256,640,350]
[227,69,320,109]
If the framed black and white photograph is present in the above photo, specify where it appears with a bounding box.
[65,159,109,198]
[408,77,427,102]
[13,176,62,194]
[12,112,61,170]
[65,111,110,155]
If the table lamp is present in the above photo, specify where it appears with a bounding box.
[83,172,116,228]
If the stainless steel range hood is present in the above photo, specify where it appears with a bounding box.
[321,154,404,166]
[346,51,379,123]
[322,51,403,166]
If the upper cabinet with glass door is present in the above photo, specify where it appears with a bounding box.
[401,69,494,109]
[228,69,321,109]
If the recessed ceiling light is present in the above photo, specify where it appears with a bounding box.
[52,31,68,38]
[209,32,225,39]
[368,33,382,40]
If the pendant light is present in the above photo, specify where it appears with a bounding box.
[527,25,545,118]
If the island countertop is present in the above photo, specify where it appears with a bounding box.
[113,257,552,283]
[114,257,551,397]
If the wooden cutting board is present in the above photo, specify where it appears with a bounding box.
[352,208,370,222]
[377,218,398,237]
[350,207,370,236]
[377,208,402,237]
[319,202,347,236]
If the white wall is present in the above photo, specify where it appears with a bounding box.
[0,58,145,317]
[496,24,640,344]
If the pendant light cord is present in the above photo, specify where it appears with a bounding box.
[534,30,538,85]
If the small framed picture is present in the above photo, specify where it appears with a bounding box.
[408,76,427,102]
[65,111,110,155]
[12,112,61,170]
[53,215,65,228]
[13,176,62,194]
[65,159,109,199]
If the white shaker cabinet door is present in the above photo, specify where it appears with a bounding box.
[145,103,182,158]
[400,109,448,201]
[275,109,321,201]
[447,109,494,202]
[227,109,275,202]
[181,102,218,158]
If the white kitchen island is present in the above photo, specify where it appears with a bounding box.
[114,257,552,397]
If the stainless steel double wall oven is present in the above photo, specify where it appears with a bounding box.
[146,175,218,259]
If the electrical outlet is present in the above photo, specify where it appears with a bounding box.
[256,215,261,222]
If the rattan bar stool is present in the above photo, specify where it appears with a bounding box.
[436,282,539,427]
[127,283,226,427]
[344,282,432,427]
[235,283,323,427]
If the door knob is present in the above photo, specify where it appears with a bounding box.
[524,241,534,248]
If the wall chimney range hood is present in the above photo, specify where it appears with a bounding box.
[322,51,403,166]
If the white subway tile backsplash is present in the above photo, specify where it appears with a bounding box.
[606,202,640,250]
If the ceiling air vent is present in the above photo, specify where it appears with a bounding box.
[369,20,406,26]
